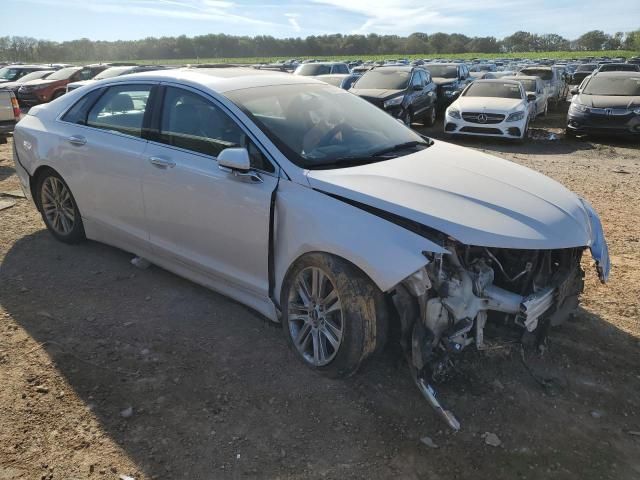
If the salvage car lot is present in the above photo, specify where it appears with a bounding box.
[1,99,639,478]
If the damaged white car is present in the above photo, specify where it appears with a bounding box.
[12,68,610,429]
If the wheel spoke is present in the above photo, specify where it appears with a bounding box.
[59,212,70,233]
[320,326,340,350]
[288,313,309,323]
[61,206,75,221]
[311,268,320,298]
[318,330,329,361]
[324,317,342,341]
[312,329,321,364]
[295,322,312,349]
[296,277,312,306]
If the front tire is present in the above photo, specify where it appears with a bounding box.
[36,170,85,244]
[281,253,387,378]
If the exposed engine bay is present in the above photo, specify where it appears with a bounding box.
[393,242,585,430]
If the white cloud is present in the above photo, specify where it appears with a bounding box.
[285,13,302,33]
[20,0,276,26]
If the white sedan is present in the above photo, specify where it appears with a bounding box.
[12,68,610,428]
[444,79,536,140]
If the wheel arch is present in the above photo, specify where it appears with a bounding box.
[29,165,59,210]
[273,181,446,306]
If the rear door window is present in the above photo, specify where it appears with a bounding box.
[61,88,105,124]
[86,84,153,137]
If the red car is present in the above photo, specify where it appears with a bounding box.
[17,65,107,107]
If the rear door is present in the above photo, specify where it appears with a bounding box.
[55,82,156,250]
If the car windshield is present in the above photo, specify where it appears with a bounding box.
[576,64,597,72]
[520,69,552,80]
[517,79,537,91]
[15,70,52,82]
[353,70,410,90]
[226,84,430,169]
[47,67,81,80]
[583,76,640,96]
[295,64,333,76]
[425,65,458,78]
[93,67,132,80]
[463,82,523,99]
[0,68,21,80]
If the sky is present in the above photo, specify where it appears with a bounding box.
[4,0,639,42]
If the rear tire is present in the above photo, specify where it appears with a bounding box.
[35,169,85,244]
[281,253,387,379]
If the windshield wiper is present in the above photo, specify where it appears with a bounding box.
[368,140,432,157]
[306,140,433,170]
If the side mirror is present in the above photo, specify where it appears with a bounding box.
[527,93,536,102]
[412,84,423,91]
[218,148,263,183]
[218,147,250,171]
[570,87,579,95]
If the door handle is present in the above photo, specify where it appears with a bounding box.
[148,156,176,169]
[68,135,86,146]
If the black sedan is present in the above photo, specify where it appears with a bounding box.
[566,71,640,137]
[350,66,438,126]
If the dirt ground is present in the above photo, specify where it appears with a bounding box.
[1,107,639,480]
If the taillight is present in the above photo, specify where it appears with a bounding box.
[10,95,20,120]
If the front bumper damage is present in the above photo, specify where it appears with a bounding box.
[393,202,610,431]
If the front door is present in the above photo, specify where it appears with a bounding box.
[141,85,279,297]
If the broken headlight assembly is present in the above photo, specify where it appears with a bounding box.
[393,241,585,430]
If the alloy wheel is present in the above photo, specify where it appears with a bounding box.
[287,266,344,366]
[40,176,76,236]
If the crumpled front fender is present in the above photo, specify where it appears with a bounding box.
[581,198,611,283]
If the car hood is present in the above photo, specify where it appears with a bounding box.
[452,96,524,112]
[351,88,403,99]
[0,80,24,89]
[305,140,595,251]
[20,79,56,87]
[575,94,640,109]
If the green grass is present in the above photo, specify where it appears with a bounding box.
[122,50,639,66]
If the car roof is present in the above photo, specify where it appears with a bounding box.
[114,67,324,93]
[301,61,346,65]
[592,71,640,78]
[372,65,414,71]
[2,64,50,69]
[503,75,539,81]
[472,79,523,85]
[314,74,349,79]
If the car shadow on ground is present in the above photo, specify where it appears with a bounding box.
[2,230,640,479]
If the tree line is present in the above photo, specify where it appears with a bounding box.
[1,29,639,63]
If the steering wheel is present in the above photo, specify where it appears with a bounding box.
[317,122,353,149]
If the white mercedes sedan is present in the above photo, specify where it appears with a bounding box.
[12,68,610,428]
[444,79,535,140]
